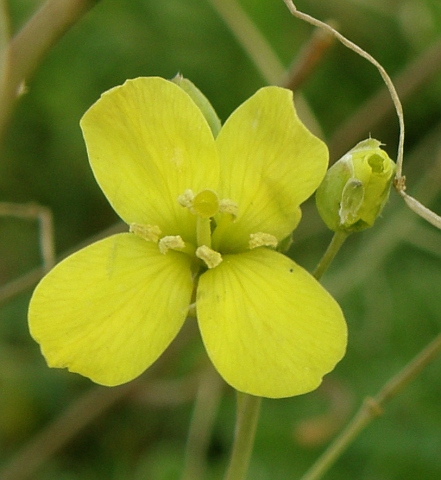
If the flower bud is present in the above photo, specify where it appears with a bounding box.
[315,139,396,232]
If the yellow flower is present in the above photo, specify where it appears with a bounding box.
[28,77,347,399]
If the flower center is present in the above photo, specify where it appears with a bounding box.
[178,189,236,268]
[130,188,278,269]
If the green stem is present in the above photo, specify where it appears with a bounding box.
[301,332,441,480]
[223,393,262,480]
[313,230,350,280]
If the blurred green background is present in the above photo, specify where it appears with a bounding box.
[1,0,441,478]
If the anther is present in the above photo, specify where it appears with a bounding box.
[130,224,162,243]
[196,245,223,268]
[158,235,186,254]
[249,232,278,249]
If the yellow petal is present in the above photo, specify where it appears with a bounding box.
[197,248,346,398]
[80,77,219,243]
[28,233,193,386]
[213,86,328,252]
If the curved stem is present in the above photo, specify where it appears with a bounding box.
[223,393,262,480]
[283,0,405,181]
[329,38,441,161]
[313,230,350,281]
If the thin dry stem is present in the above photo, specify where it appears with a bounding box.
[282,0,405,178]
[329,38,441,160]
[283,2,441,237]
[398,190,441,229]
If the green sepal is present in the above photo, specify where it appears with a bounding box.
[171,74,222,138]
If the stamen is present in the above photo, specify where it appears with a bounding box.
[196,245,223,268]
[249,232,278,249]
[219,198,238,219]
[158,235,186,254]
[130,224,162,243]
[178,189,195,208]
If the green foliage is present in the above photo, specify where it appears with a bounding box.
[1,0,441,479]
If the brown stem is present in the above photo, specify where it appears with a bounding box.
[281,22,336,91]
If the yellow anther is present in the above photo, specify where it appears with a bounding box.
[130,224,162,243]
[196,245,223,268]
[158,235,185,254]
[219,198,238,219]
[177,189,195,208]
[249,232,278,249]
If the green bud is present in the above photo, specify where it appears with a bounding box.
[171,74,221,138]
[316,139,396,232]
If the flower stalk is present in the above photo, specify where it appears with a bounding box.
[223,393,262,480]
[313,231,350,281]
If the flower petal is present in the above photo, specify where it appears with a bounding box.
[196,248,346,398]
[80,77,219,243]
[28,234,193,386]
[213,87,328,252]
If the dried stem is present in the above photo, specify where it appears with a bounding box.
[282,0,405,178]
[329,37,441,161]
[0,0,101,137]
